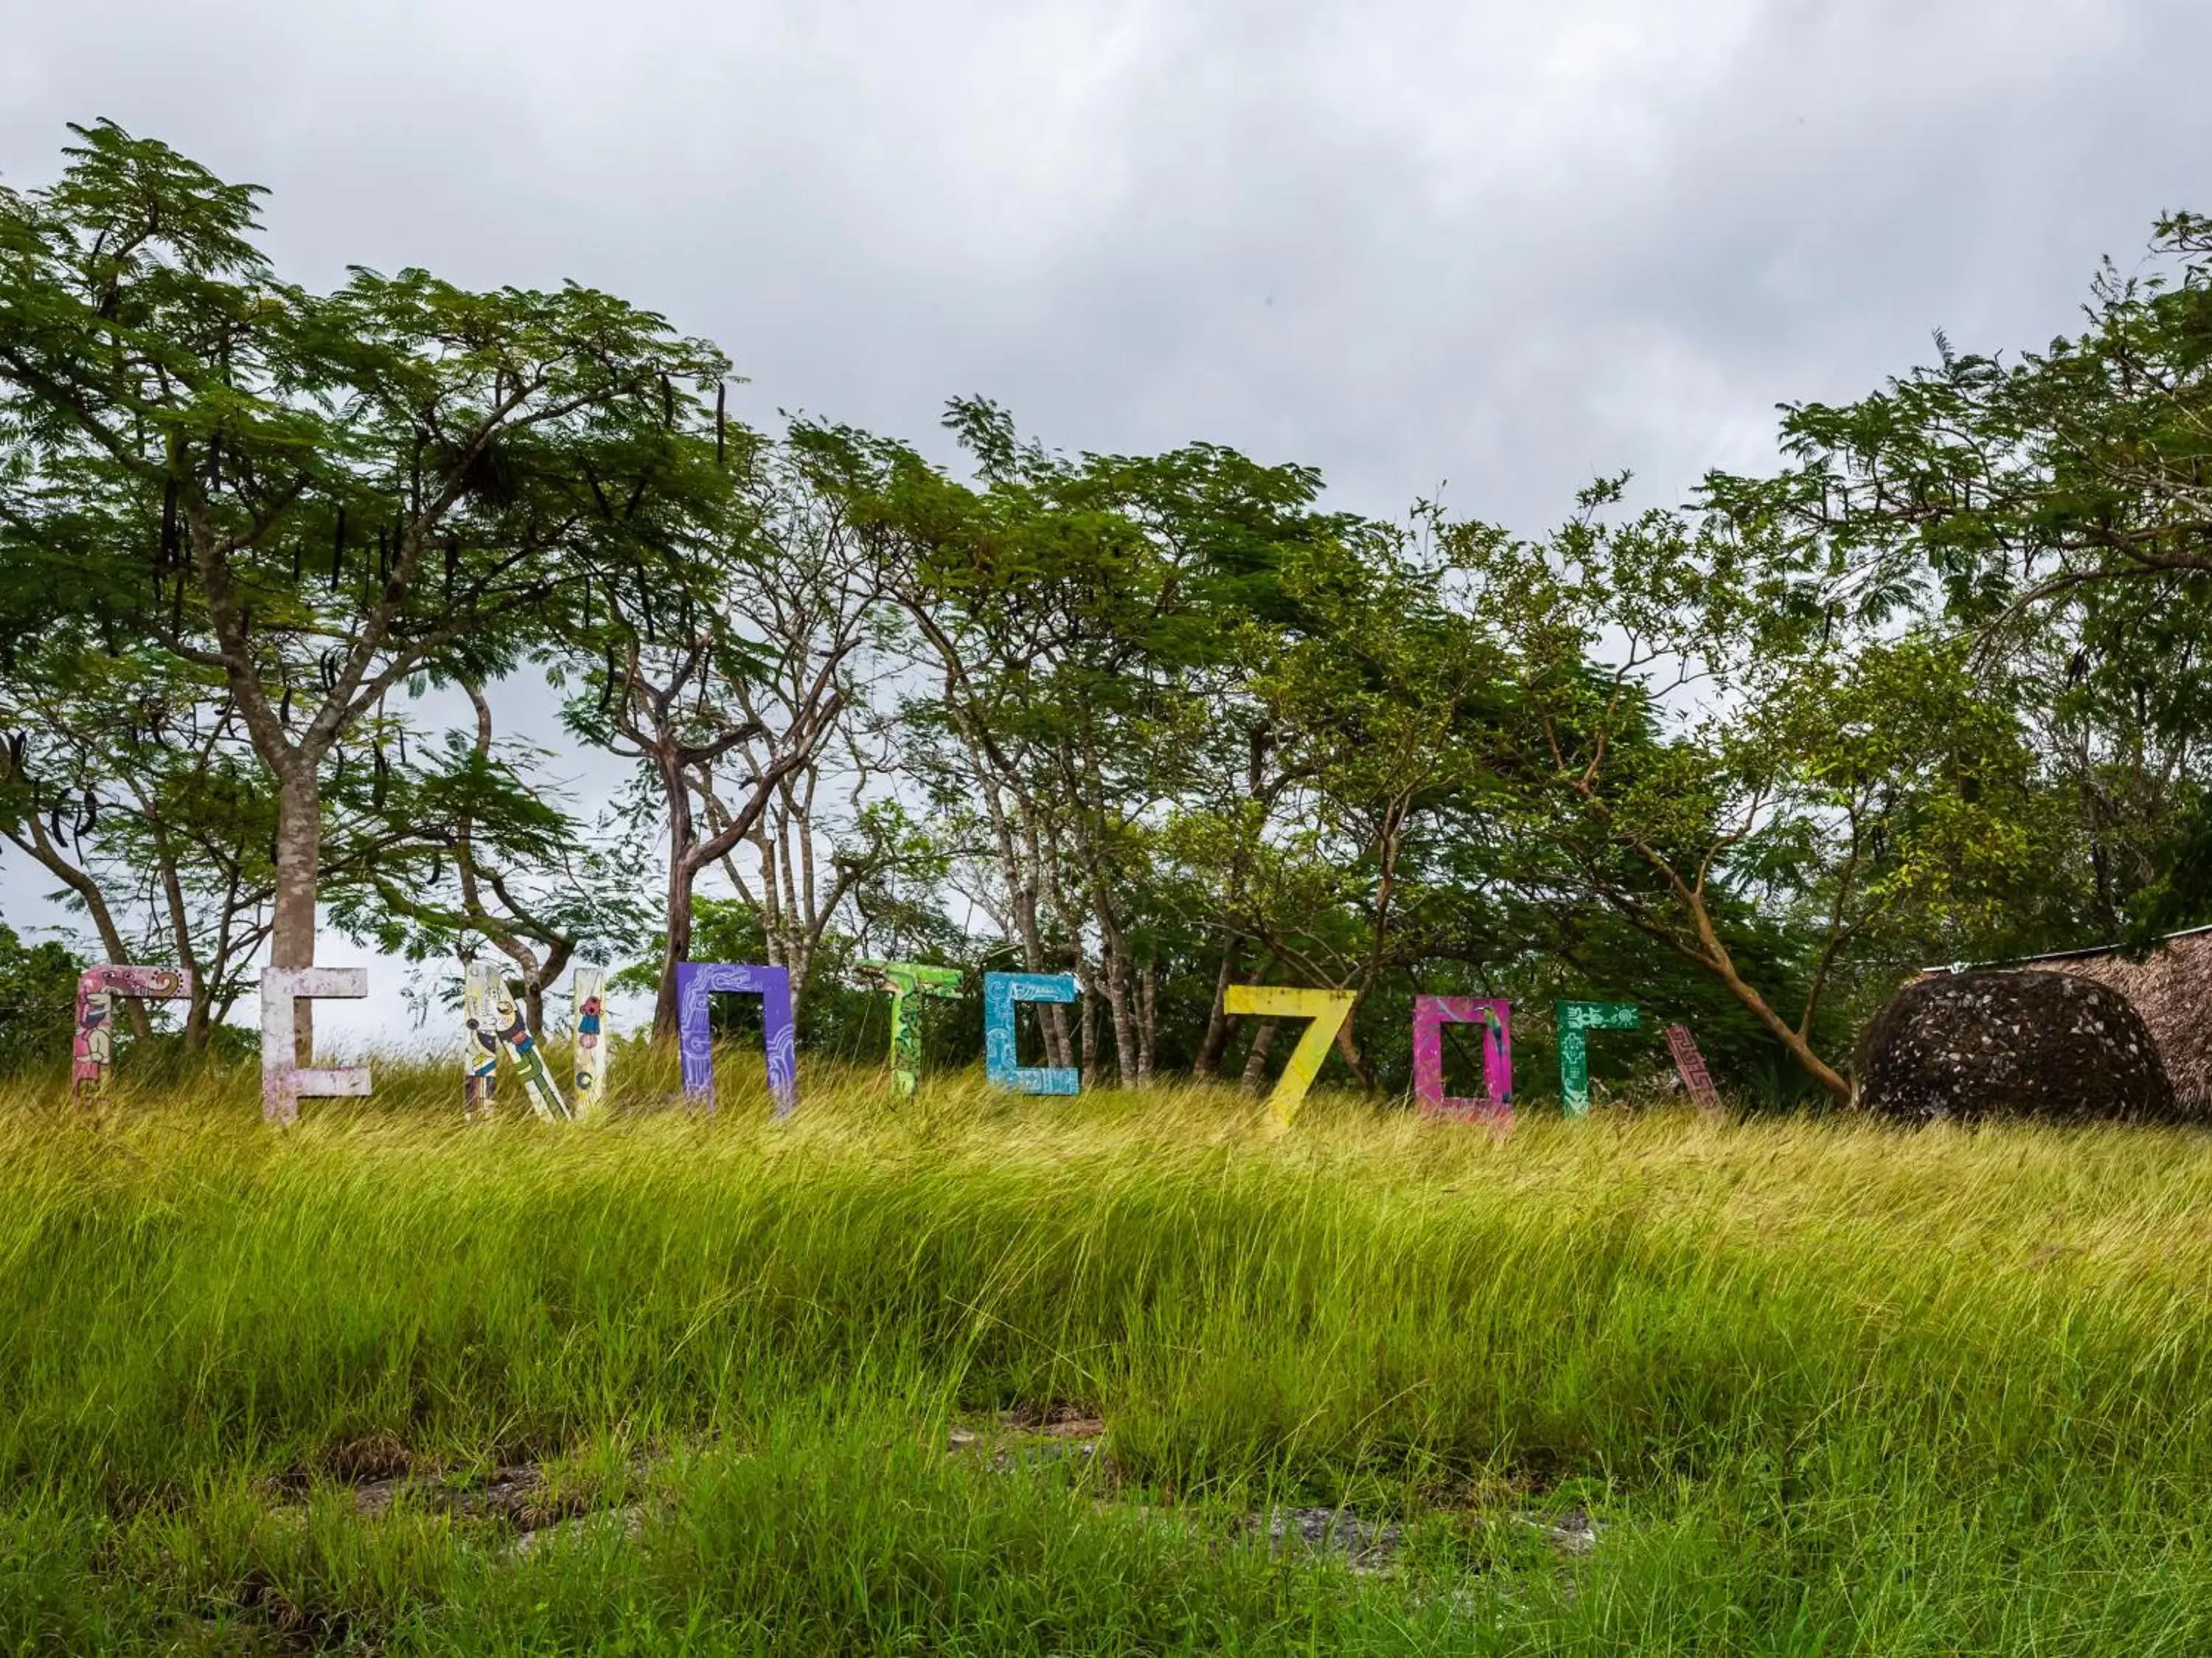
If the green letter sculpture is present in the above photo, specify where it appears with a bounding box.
[859,960,961,1096]
[1556,1000,1638,1116]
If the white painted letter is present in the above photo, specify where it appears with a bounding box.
[260,966,372,1123]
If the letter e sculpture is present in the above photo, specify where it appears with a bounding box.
[261,967,372,1123]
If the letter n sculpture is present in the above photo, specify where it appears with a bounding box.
[675,962,797,1116]
[571,965,610,1113]
[462,960,570,1121]
[1411,996,1512,1125]
[72,965,192,1095]
[260,967,372,1124]
[983,971,1079,1095]
[1557,1000,1638,1117]
[859,961,961,1097]
[1222,985,1355,1128]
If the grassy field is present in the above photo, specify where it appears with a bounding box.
[4,1052,2211,1654]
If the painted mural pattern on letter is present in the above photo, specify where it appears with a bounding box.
[1411,996,1512,1125]
[71,965,192,1095]
[1556,1000,1639,1116]
[982,971,1080,1095]
[676,962,797,1116]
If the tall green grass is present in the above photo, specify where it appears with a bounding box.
[4,1055,2211,1653]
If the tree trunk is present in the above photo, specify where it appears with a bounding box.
[655,858,695,1039]
[270,763,323,1064]
[652,749,698,1039]
[1675,880,1851,1103]
[1240,1019,1280,1091]
[1192,937,1242,1078]
[1135,961,1155,1082]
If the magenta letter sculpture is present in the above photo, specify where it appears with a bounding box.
[260,966,373,1123]
[1411,996,1513,1124]
[72,965,193,1094]
[675,962,797,1116]
[1665,1024,1722,1116]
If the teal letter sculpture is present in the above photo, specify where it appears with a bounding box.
[859,961,961,1097]
[1557,1000,1638,1116]
[983,971,1079,1095]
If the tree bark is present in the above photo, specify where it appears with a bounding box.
[1192,937,1243,1078]
[270,763,323,1064]
[653,749,698,1038]
[1240,1019,1280,1091]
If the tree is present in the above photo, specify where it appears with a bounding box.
[0,923,80,1079]
[853,400,1346,1082]
[1453,485,2040,1101]
[1161,521,1513,1089]
[570,430,889,1037]
[0,120,728,1058]
[1700,212,2212,945]
[330,679,652,1038]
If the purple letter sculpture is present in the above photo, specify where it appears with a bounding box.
[1411,996,1512,1125]
[72,965,193,1094]
[260,966,373,1123]
[675,962,797,1117]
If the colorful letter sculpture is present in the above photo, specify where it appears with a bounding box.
[461,960,571,1122]
[1556,1000,1639,1116]
[675,962,797,1116]
[1222,985,1356,1128]
[1411,996,1513,1125]
[71,965,192,1094]
[982,972,1079,1095]
[859,960,961,1097]
[462,961,501,1120]
[1664,1024,1722,1116]
[571,965,609,1112]
[260,966,372,1123]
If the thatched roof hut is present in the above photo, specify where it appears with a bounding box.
[1922,925,2212,1114]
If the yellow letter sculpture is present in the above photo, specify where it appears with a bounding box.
[1222,985,1356,1127]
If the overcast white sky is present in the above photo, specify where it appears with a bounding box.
[4,0,2207,1048]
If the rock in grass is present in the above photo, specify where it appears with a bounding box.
[1854,970,2185,1125]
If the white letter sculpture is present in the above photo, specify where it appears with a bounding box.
[261,966,372,1123]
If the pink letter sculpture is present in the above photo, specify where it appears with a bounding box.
[72,965,192,1094]
[1664,1024,1722,1116]
[260,966,372,1123]
[1411,996,1512,1125]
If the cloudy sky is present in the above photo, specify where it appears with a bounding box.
[4,0,2206,1044]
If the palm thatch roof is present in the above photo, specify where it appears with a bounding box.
[1922,926,2212,1113]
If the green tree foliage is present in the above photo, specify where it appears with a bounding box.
[0,923,79,1079]
[1,117,2200,1107]
[1702,213,2212,946]
[0,120,730,1058]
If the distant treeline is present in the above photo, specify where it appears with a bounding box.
[4,121,2208,1103]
